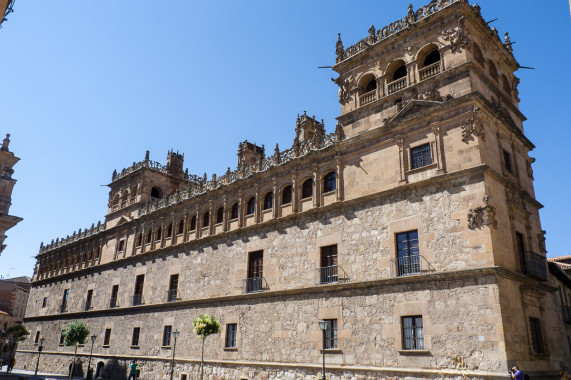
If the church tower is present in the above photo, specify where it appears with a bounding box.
[0,133,22,255]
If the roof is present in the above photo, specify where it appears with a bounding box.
[548,254,571,262]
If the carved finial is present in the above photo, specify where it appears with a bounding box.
[144,150,150,162]
[472,3,481,16]
[1,134,10,151]
[226,167,231,175]
[504,32,513,53]
[406,4,416,25]
[336,33,344,63]
[203,172,207,182]
[112,169,117,179]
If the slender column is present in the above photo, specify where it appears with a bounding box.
[272,178,278,219]
[238,190,244,228]
[255,186,261,223]
[223,195,228,232]
[431,125,444,173]
[208,200,214,235]
[150,222,156,250]
[396,135,406,183]
[292,173,298,213]
[335,156,344,201]
[182,212,188,242]
[140,224,146,254]
[195,206,200,239]
[313,164,320,208]
[131,225,138,256]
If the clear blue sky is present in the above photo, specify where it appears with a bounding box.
[1,1,569,278]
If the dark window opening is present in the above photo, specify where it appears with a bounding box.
[323,319,338,349]
[423,50,440,67]
[110,285,119,308]
[42,297,47,308]
[530,317,545,353]
[225,324,237,348]
[247,250,264,293]
[35,331,40,344]
[60,330,65,345]
[323,172,336,193]
[503,149,513,173]
[402,316,424,350]
[85,289,93,310]
[230,203,239,220]
[150,187,161,199]
[516,232,527,274]
[167,223,173,238]
[145,231,152,244]
[168,274,179,302]
[396,230,420,276]
[411,143,432,169]
[263,192,273,210]
[133,275,144,306]
[103,329,111,346]
[155,227,162,242]
[393,65,407,80]
[178,220,184,235]
[364,79,377,93]
[162,325,172,347]
[246,197,256,215]
[136,233,142,247]
[117,240,125,252]
[282,185,292,205]
[203,212,210,227]
[61,289,69,312]
[502,75,511,94]
[320,245,338,284]
[473,44,484,66]
[302,179,313,199]
[488,60,498,82]
[190,216,197,231]
[131,327,140,347]
[216,207,224,224]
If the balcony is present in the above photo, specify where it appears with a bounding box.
[315,265,349,285]
[242,277,269,294]
[109,298,118,308]
[418,61,441,81]
[387,77,407,94]
[523,251,548,281]
[132,294,143,306]
[167,289,180,302]
[359,90,377,107]
[390,255,435,277]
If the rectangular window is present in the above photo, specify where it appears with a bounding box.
[85,289,93,310]
[42,297,47,308]
[503,149,513,173]
[225,323,237,348]
[410,143,432,169]
[529,317,545,353]
[320,245,338,284]
[402,316,424,350]
[247,251,263,292]
[103,328,111,346]
[323,319,338,349]
[110,285,119,308]
[35,331,40,345]
[516,232,527,274]
[163,325,172,347]
[59,330,65,346]
[133,275,144,306]
[396,230,420,276]
[131,327,140,347]
[117,239,125,253]
[61,289,70,312]
[168,274,179,302]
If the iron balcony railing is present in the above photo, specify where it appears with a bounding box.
[167,289,179,302]
[418,61,441,81]
[359,89,377,107]
[523,251,548,281]
[315,265,349,285]
[132,294,143,306]
[109,298,118,308]
[387,77,407,94]
[390,255,435,277]
[242,277,269,294]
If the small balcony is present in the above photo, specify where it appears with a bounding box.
[109,298,118,308]
[315,265,349,285]
[167,289,180,302]
[523,251,548,281]
[359,90,377,107]
[418,61,441,81]
[242,277,269,294]
[387,77,407,94]
[390,255,435,277]
[132,294,143,306]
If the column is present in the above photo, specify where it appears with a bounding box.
[312,164,320,208]
[335,156,344,201]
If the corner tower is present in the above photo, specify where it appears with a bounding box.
[0,133,22,255]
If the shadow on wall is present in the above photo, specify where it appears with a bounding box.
[100,358,127,379]
[69,358,85,377]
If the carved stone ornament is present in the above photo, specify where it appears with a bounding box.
[332,74,356,104]
[442,16,470,53]
[468,195,497,230]
[461,107,485,143]
[335,33,344,63]
[538,230,547,254]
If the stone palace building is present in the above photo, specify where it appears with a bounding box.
[17,1,571,379]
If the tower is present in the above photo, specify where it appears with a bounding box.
[0,133,22,256]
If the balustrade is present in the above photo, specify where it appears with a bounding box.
[418,61,441,81]
[359,90,377,107]
[387,77,407,94]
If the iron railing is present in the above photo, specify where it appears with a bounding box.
[132,294,143,306]
[242,277,269,294]
[167,289,179,302]
[315,265,349,285]
[390,255,435,277]
[109,298,118,308]
[523,251,548,281]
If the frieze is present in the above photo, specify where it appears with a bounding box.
[461,107,485,143]
[468,195,497,230]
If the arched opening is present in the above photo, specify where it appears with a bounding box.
[178,220,184,235]
[488,60,498,82]
[393,65,407,80]
[155,227,162,241]
[418,46,441,81]
[95,362,105,378]
[202,212,210,227]
[358,73,377,107]
[136,233,142,247]
[121,190,129,207]
[190,216,197,231]
[472,43,484,67]
[263,192,273,210]
[112,194,120,210]
[301,178,313,199]
[150,187,161,199]
[146,231,152,244]
[501,75,511,95]
[246,197,256,215]
[387,60,408,94]
[423,50,440,67]
[130,185,138,203]
[166,223,173,238]
[323,172,336,193]
[230,203,239,220]
[216,207,224,224]
[282,185,292,205]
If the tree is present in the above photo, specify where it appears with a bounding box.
[63,321,90,380]
[193,314,220,380]
[6,324,29,361]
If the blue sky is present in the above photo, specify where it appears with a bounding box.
[1,1,570,278]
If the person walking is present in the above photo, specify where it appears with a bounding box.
[127,359,138,380]
[7,358,15,373]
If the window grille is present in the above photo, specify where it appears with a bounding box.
[410,144,432,169]
[323,319,338,349]
[131,327,140,347]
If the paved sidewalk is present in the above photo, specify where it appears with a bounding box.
[0,364,80,379]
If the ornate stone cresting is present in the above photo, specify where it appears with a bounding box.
[442,16,469,53]
[461,107,485,143]
[468,195,497,230]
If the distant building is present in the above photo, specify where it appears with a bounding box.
[0,0,15,29]
[0,276,31,363]
[549,255,571,276]
[0,133,22,256]
[17,1,571,379]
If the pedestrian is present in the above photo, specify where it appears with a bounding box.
[7,358,15,373]
[510,366,525,380]
[128,359,138,380]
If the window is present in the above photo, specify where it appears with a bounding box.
[181,375,188,380]
[402,316,424,350]
[216,207,224,224]
[42,297,47,308]
[136,233,142,247]
[131,327,140,347]
[364,79,376,93]
[85,289,93,311]
[103,329,111,346]
[502,75,511,94]
[516,232,527,274]
[59,330,65,346]
[162,325,172,347]
[133,275,144,306]
[190,216,197,231]
[323,319,338,349]
[488,60,498,82]
[503,149,513,173]
[282,185,292,205]
[302,179,313,199]
[61,289,69,312]
[323,172,336,193]
[410,143,432,169]
[320,245,338,284]
[473,43,484,66]
[110,285,119,308]
[230,203,239,220]
[155,227,162,242]
[203,212,209,228]
[150,187,161,199]
[225,324,237,348]
[146,231,152,244]
[246,197,256,215]
[263,192,273,210]
[529,317,545,354]
[168,274,179,302]
[167,223,173,238]
[392,64,407,81]
[117,239,125,253]
[423,49,440,67]
[396,230,420,276]
[35,331,40,345]
[247,251,263,293]
[178,220,184,235]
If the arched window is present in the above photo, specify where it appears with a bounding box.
[501,75,511,95]
[136,233,142,247]
[364,79,376,93]
[246,197,256,215]
[393,65,407,81]
[150,187,161,199]
[473,43,484,67]
[155,227,162,241]
[203,212,210,228]
[112,194,120,210]
[323,172,336,193]
[302,178,313,199]
[422,49,440,67]
[230,203,239,220]
[131,185,138,202]
[146,231,152,244]
[178,220,184,235]
[263,192,273,210]
[488,60,498,82]
[167,223,173,238]
[282,185,292,205]
[190,216,197,231]
[216,207,224,224]
[121,190,129,207]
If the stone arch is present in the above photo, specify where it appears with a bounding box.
[472,42,484,67]
[416,43,441,68]
[385,59,408,81]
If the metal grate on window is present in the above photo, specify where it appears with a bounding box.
[411,144,432,170]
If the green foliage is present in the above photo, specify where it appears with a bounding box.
[193,314,220,338]
[63,320,90,346]
[7,324,29,342]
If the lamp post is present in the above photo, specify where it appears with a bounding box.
[34,337,45,376]
[170,330,180,380]
[318,320,328,380]
[4,338,9,373]
[86,335,97,380]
